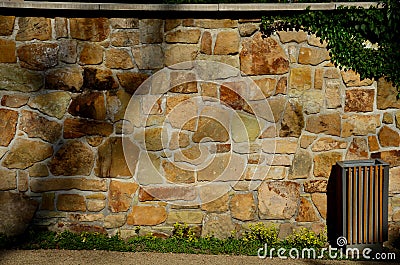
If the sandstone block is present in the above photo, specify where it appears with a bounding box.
[111,30,139,46]
[0,168,16,190]
[389,167,400,193]
[200,31,212,55]
[345,89,374,112]
[109,180,138,212]
[83,67,119,90]
[371,150,400,167]
[230,193,256,221]
[191,19,237,28]
[341,70,373,87]
[166,29,201,43]
[238,23,258,37]
[231,112,260,142]
[117,72,149,94]
[55,17,68,39]
[325,80,342,109]
[377,78,400,110]
[300,90,323,114]
[346,137,369,160]
[2,139,53,169]
[31,177,107,193]
[78,43,104,65]
[201,193,229,212]
[19,110,62,143]
[165,44,198,66]
[279,100,304,137]
[278,31,307,43]
[70,18,110,41]
[252,77,276,99]
[240,33,289,75]
[298,47,330,65]
[201,213,235,239]
[105,48,134,69]
[214,30,240,55]
[170,71,198,93]
[312,137,347,152]
[57,194,86,212]
[105,215,126,228]
[306,113,341,136]
[167,210,204,224]
[0,39,16,63]
[0,65,43,92]
[139,19,163,44]
[17,43,58,70]
[1,94,28,108]
[311,193,327,219]
[342,114,381,137]
[132,45,164,70]
[0,109,18,147]
[127,206,167,225]
[289,67,312,92]
[63,118,113,138]
[0,16,15,36]
[28,163,49,178]
[59,39,78,64]
[16,17,51,41]
[258,181,300,219]
[295,197,319,222]
[288,149,312,179]
[303,180,327,193]
[110,18,138,29]
[141,186,197,201]
[45,67,83,92]
[87,200,106,212]
[162,161,195,184]
[69,213,104,222]
[28,91,71,119]
[313,152,343,178]
[300,135,317,149]
[368,135,380,152]
[68,91,106,120]
[48,140,94,176]
[378,126,400,147]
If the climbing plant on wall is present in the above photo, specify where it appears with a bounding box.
[261,0,400,93]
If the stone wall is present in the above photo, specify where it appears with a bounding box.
[0,15,399,242]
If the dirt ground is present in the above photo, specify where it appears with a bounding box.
[0,250,398,265]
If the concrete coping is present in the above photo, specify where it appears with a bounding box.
[0,1,381,11]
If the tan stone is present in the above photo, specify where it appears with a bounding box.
[300,135,316,149]
[28,91,71,119]
[368,135,380,152]
[167,210,204,224]
[232,112,261,142]
[220,82,247,111]
[17,43,58,70]
[162,161,195,184]
[200,31,212,55]
[69,213,104,222]
[298,47,330,65]
[110,18,138,29]
[55,17,68,39]
[127,206,167,225]
[45,67,83,92]
[105,48,134,69]
[0,109,18,147]
[169,131,190,150]
[324,68,340,79]
[144,127,164,151]
[166,97,198,131]
[240,33,289,75]
[0,168,16,191]
[230,193,256,221]
[253,77,276,98]
[384,112,394,124]
[82,67,119,90]
[341,70,373,87]
[313,152,343,178]
[270,155,292,166]
[165,44,198,66]
[0,16,15,36]
[201,213,235,239]
[48,140,94,176]
[19,110,62,143]
[289,67,312,92]
[276,76,287,95]
[314,68,324,89]
[170,71,198,93]
[389,167,400,194]
[306,113,341,136]
[377,78,400,110]
[346,137,369,160]
[17,171,28,192]
[96,137,139,178]
[201,193,229,212]
[109,180,138,212]
[296,197,319,222]
[132,45,164,70]
[28,163,49,177]
[57,194,86,212]
[79,43,104,65]
[325,80,342,109]
[166,29,201,44]
[165,19,181,31]
[59,39,78,64]
[308,34,328,48]
[141,186,197,201]
[214,30,240,55]
[191,19,237,28]
[304,180,327,193]
[87,200,106,212]
[0,39,16,63]
[378,126,400,147]
[68,91,106,120]
[41,193,55,210]
[16,17,51,41]
[139,19,163,44]
[111,31,139,46]
[345,89,374,112]
[371,151,400,167]
[105,215,126,228]
[70,18,110,41]
[2,139,53,169]
[116,72,149,94]
[278,31,307,43]
[258,181,300,219]
[312,137,347,152]
[311,193,327,219]
[238,23,258,37]
[289,149,312,179]
[1,94,28,108]
[64,118,113,138]
[342,114,381,137]
[279,100,304,137]
[300,90,324,114]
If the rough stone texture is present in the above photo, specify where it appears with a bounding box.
[258,181,300,219]
[110,18,138,29]
[55,17,68,39]
[306,113,341,136]
[0,109,18,147]
[0,16,15,36]
[304,180,327,193]
[82,67,119,91]
[230,193,255,221]
[345,89,374,112]
[0,168,16,191]
[368,135,380,152]
[59,39,78,64]
[0,39,16,63]
[0,192,38,236]
[298,47,330,65]
[132,45,164,70]
[109,180,138,212]
[170,71,198,93]
[288,149,312,179]
[371,150,400,167]
[295,197,319,222]
[240,33,289,75]
[30,178,106,193]
[17,43,58,70]
[202,213,235,239]
[214,30,240,55]
[162,161,195,184]
[325,81,342,109]
[111,31,139,46]
[68,91,106,120]
[19,110,62,143]
[378,126,400,147]
[167,210,204,224]
[49,140,94,176]
[1,94,28,108]
[127,206,167,225]
[278,31,307,43]
[166,29,201,44]
[45,67,83,92]
[342,114,381,137]
[2,139,53,169]
[201,192,229,212]
[231,112,260,142]
[311,193,327,219]
[165,44,198,66]
[384,112,394,124]
[389,167,400,194]
[104,215,126,228]
[377,78,400,110]
[346,137,369,160]
[341,70,373,87]
[105,48,134,69]
[312,137,347,152]
[300,90,323,114]
[139,19,163,44]
[142,186,197,201]
[117,72,149,94]
[28,91,71,119]
[64,118,113,138]
[289,67,312,92]
[70,18,110,42]
[78,43,104,65]
[16,17,51,41]
[313,152,343,178]
[279,100,304,137]
[200,31,212,55]
[0,65,43,92]
[57,194,86,212]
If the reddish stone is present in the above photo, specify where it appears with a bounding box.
[346,137,369,160]
[295,197,319,222]
[200,31,212,55]
[68,91,106,120]
[127,206,167,225]
[109,180,138,212]
[0,109,18,146]
[306,113,341,136]
[17,43,58,70]
[345,89,374,112]
[0,39,16,63]
[0,16,15,36]
[220,82,246,110]
[19,110,62,143]
[83,67,119,91]
[63,118,113,138]
[368,135,380,152]
[1,94,29,108]
[378,126,400,147]
[70,18,110,42]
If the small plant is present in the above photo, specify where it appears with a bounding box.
[284,227,327,249]
[242,222,279,245]
[172,222,198,242]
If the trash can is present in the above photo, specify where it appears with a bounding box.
[328,159,389,250]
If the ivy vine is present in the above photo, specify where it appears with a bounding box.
[261,0,400,93]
